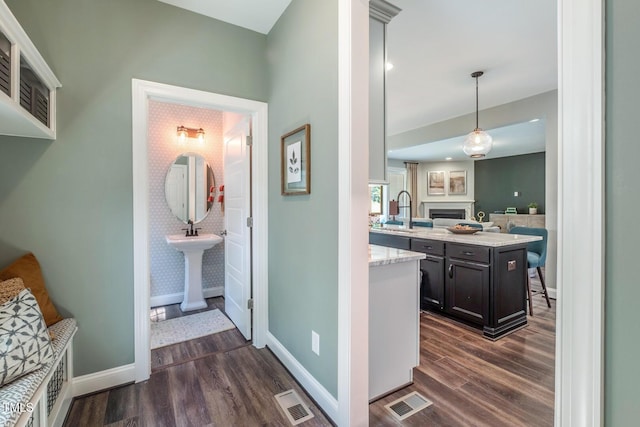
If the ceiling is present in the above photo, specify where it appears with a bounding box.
[387,119,546,162]
[386,0,557,136]
[160,0,557,161]
[157,0,291,34]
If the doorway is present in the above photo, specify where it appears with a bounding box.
[338,0,604,424]
[131,79,268,382]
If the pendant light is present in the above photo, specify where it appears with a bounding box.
[463,71,493,158]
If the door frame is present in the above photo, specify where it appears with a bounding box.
[337,0,604,424]
[131,79,268,382]
[556,0,605,424]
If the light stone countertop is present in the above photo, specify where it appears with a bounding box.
[370,225,542,247]
[368,244,426,267]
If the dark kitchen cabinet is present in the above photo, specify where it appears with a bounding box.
[411,238,445,310]
[369,231,528,339]
[446,258,489,325]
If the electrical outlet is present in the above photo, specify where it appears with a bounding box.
[312,331,320,355]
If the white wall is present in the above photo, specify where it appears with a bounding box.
[416,160,475,217]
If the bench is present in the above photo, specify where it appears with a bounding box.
[0,318,77,427]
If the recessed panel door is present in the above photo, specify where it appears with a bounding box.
[223,119,252,340]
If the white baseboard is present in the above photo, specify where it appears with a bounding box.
[150,287,223,308]
[266,332,338,423]
[72,364,136,397]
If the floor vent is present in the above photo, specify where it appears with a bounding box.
[385,391,433,421]
[274,389,315,426]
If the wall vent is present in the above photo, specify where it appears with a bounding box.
[384,391,433,421]
[274,389,315,426]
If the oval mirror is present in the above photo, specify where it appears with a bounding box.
[165,152,215,224]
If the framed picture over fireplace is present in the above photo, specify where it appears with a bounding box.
[449,170,467,195]
[427,170,445,195]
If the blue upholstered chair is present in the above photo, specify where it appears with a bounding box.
[412,220,433,228]
[384,220,404,225]
[509,226,552,315]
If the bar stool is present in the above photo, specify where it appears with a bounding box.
[509,226,552,315]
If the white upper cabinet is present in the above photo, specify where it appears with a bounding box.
[369,0,400,184]
[0,1,60,139]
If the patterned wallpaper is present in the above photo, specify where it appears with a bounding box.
[148,100,225,300]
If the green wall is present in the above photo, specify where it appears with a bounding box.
[474,152,545,215]
[267,0,339,398]
[0,0,267,376]
[606,0,640,424]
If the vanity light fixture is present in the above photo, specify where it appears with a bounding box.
[463,71,493,158]
[177,125,205,144]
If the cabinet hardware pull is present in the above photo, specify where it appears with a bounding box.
[463,251,474,256]
[448,264,454,278]
[423,246,432,250]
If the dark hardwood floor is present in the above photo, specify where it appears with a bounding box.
[369,277,556,426]
[67,280,555,426]
[150,297,249,372]
[65,345,333,427]
[65,297,332,426]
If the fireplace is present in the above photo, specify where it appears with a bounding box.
[429,209,466,220]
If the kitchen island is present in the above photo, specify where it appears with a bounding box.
[370,226,542,340]
[368,244,425,401]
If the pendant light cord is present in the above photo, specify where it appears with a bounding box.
[475,75,479,130]
[471,70,484,131]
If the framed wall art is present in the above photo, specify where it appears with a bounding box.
[427,170,445,195]
[449,170,467,195]
[281,124,311,195]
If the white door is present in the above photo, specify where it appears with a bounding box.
[194,156,207,221]
[166,164,187,220]
[223,119,252,340]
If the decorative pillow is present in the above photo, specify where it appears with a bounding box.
[0,289,54,386]
[0,278,25,305]
[0,253,63,326]
[0,279,58,341]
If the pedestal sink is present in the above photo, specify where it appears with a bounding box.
[166,233,223,312]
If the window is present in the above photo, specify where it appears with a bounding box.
[369,185,383,214]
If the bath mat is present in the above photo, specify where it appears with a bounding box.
[150,309,235,349]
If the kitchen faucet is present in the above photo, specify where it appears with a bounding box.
[396,190,413,229]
